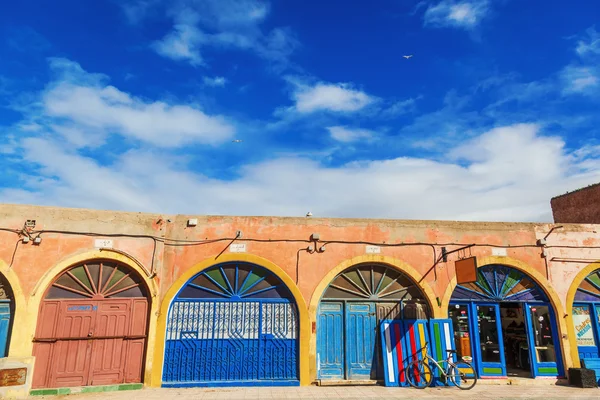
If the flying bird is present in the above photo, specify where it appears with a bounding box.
[232,139,243,143]
[403,55,413,59]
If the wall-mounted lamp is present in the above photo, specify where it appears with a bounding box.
[33,236,42,245]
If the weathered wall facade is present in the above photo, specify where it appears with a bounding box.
[0,203,599,391]
[551,183,600,224]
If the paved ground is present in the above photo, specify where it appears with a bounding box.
[32,385,600,400]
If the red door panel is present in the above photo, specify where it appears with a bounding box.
[32,301,61,388]
[49,301,96,388]
[125,299,148,382]
[89,300,130,385]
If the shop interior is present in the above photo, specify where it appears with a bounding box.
[500,303,530,377]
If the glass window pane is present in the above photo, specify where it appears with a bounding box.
[477,306,501,363]
[529,305,557,363]
[449,304,472,361]
[572,306,596,347]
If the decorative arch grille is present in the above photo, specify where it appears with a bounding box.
[163,262,299,386]
[574,269,600,302]
[46,261,147,299]
[451,264,548,302]
[322,263,425,302]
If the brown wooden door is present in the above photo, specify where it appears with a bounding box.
[89,300,130,385]
[33,261,150,389]
[48,300,97,388]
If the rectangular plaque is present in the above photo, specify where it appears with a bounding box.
[230,243,247,253]
[0,368,27,387]
[366,245,381,254]
[492,248,507,257]
[94,239,113,248]
[455,257,478,284]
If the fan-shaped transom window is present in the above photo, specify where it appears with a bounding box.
[322,263,425,303]
[451,264,547,302]
[177,262,294,301]
[575,269,600,302]
[46,261,147,299]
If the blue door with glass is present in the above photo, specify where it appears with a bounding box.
[473,303,505,376]
[0,301,10,357]
[450,264,564,378]
[317,302,344,379]
[345,303,376,379]
[162,262,299,387]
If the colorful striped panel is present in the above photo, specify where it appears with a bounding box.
[380,320,405,387]
[429,319,456,386]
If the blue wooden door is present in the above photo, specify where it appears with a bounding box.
[0,301,10,357]
[317,302,344,379]
[573,304,600,360]
[345,303,376,380]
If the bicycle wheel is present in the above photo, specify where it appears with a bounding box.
[405,360,433,389]
[449,360,477,390]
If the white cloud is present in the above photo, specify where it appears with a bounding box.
[575,27,600,58]
[23,58,235,148]
[150,0,297,68]
[203,76,227,87]
[381,97,419,117]
[561,66,599,94]
[3,123,599,222]
[292,81,376,113]
[327,126,374,143]
[152,23,205,66]
[423,0,489,29]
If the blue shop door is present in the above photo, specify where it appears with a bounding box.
[473,303,506,377]
[525,303,564,377]
[345,303,376,380]
[0,301,10,357]
[572,304,600,360]
[317,302,344,379]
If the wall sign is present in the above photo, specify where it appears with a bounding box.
[573,306,596,346]
[455,257,478,284]
[230,243,247,253]
[94,239,113,249]
[365,245,381,254]
[0,368,27,387]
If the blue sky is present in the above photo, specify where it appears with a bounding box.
[0,0,599,221]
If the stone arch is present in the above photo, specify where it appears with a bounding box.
[564,260,600,368]
[308,255,438,382]
[152,253,310,386]
[26,249,159,385]
[0,259,26,357]
[440,255,572,371]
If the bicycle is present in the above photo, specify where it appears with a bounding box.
[404,342,477,390]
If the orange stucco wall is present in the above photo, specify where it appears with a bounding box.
[0,203,599,385]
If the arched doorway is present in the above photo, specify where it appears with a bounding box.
[0,273,14,357]
[317,263,429,381]
[449,264,563,379]
[32,260,150,388]
[571,267,600,362]
[162,261,299,387]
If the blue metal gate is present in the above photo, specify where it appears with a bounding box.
[162,262,299,387]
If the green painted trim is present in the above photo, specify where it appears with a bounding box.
[538,367,558,374]
[30,388,71,396]
[482,367,503,374]
[30,384,142,396]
